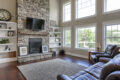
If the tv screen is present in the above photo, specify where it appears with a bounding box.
[26,17,45,30]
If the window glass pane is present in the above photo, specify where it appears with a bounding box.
[106,26,112,37]
[106,38,112,44]
[105,0,120,12]
[112,25,118,37]
[76,26,96,49]
[105,24,120,46]
[63,2,71,22]
[76,0,95,18]
[63,28,71,47]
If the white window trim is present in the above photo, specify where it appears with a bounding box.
[103,20,120,49]
[75,24,96,50]
[75,0,97,20]
[62,2,71,23]
[75,15,97,21]
[103,0,120,14]
[103,9,120,15]
[63,27,72,48]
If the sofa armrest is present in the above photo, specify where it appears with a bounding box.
[106,71,120,80]
[57,74,72,80]
[96,54,111,58]
[100,58,120,80]
[91,52,104,55]
[99,57,112,63]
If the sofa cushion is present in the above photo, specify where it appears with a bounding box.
[94,62,105,67]
[74,73,97,80]
[99,57,111,63]
[71,62,105,79]
[85,62,105,78]
[70,71,86,79]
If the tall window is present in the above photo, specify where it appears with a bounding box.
[63,2,71,22]
[63,28,71,47]
[76,0,96,18]
[105,24,120,46]
[104,0,120,12]
[76,26,96,49]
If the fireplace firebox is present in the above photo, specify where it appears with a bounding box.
[29,38,42,54]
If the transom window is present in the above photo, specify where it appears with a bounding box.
[76,26,96,49]
[63,28,71,47]
[105,24,120,46]
[76,0,96,18]
[104,0,120,12]
[63,2,71,22]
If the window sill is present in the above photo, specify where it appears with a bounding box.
[103,9,120,15]
[75,48,95,51]
[62,20,71,24]
[75,15,96,21]
[63,46,71,49]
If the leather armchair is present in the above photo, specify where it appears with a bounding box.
[91,44,117,63]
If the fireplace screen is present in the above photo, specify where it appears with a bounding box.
[29,38,42,54]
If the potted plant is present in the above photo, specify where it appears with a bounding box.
[0,39,10,44]
[54,33,58,37]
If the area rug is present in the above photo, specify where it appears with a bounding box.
[18,58,86,80]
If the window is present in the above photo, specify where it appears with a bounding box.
[105,24,120,46]
[76,26,96,49]
[76,0,96,18]
[63,28,71,47]
[63,2,71,22]
[104,0,120,12]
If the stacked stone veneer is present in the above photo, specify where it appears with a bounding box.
[17,0,59,62]
[17,0,50,46]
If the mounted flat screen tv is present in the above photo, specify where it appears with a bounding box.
[26,17,45,31]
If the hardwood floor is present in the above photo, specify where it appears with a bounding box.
[0,55,91,80]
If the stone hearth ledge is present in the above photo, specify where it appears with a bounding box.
[18,52,53,63]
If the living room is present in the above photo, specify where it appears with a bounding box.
[0,0,120,80]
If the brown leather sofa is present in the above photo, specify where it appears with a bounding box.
[57,54,120,80]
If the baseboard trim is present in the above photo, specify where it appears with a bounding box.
[0,57,17,64]
[66,52,88,59]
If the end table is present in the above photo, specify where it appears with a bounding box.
[88,51,96,63]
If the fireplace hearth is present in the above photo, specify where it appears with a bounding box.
[29,38,42,54]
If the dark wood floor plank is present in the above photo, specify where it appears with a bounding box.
[0,55,90,80]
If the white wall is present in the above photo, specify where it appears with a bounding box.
[0,0,17,22]
[59,0,120,58]
[49,0,59,25]
[0,0,59,23]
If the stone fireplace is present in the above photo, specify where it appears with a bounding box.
[29,38,42,54]
[17,0,50,54]
[17,0,58,63]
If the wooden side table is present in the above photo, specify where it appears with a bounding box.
[88,51,96,63]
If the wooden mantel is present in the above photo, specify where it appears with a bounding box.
[18,30,49,36]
